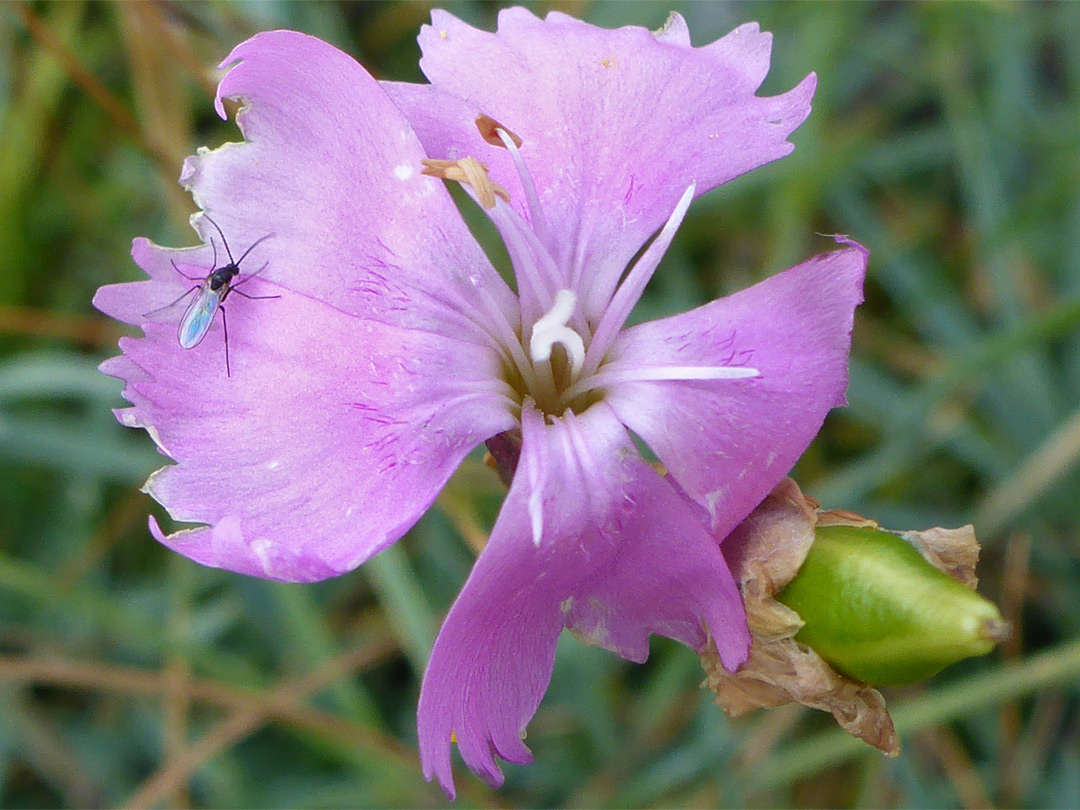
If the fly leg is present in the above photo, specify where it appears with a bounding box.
[220,303,231,378]
[171,259,206,282]
[230,262,281,300]
[231,289,281,301]
[144,285,198,318]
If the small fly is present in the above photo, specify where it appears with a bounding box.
[149,216,279,377]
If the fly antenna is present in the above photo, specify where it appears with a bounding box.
[201,214,235,266]
[234,232,275,268]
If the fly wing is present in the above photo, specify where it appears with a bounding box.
[178,285,222,349]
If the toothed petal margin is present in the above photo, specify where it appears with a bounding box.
[418,402,748,796]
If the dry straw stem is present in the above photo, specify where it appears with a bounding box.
[0,303,129,348]
[0,638,497,808]
[15,2,181,172]
[975,405,1080,537]
[914,725,992,810]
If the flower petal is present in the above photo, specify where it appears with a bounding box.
[184,30,518,342]
[384,9,814,321]
[418,401,747,796]
[94,239,221,328]
[605,241,867,538]
[561,482,748,670]
[101,249,515,581]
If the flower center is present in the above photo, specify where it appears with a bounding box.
[423,117,762,423]
[527,288,588,414]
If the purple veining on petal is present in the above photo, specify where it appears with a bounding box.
[195,30,520,345]
[108,269,515,580]
[418,402,748,797]
[606,242,867,539]
[383,8,815,324]
[95,15,867,798]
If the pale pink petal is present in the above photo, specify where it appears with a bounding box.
[94,239,223,327]
[606,241,867,538]
[103,268,514,581]
[186,30,518,342]
[419,401,747,796]
[384,9,814,320]
[562,481,748,670]
[653,11,692,47]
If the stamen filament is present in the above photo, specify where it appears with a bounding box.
[582,185,696,377]
[531,356,562,415]
[560,362,760,407]
[489,200,560,327]
[496,127,548,244]
[474,283,546,400]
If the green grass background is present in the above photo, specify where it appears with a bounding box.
[2,1,1079,807]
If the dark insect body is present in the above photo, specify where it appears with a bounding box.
[149,215,278,377]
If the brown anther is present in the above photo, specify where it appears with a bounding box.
[420,157,510,209]
[420,158,466,179]
[476,114,523,149]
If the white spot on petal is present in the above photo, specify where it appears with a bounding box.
[705,489,725,520]
[267,459,281,471]
[250,538,276,577]
[529,488,544,546]
[394,163,414,181]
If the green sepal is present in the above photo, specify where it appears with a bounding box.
[776,525,1007,686]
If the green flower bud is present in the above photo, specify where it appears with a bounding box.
[777,525,1010,686]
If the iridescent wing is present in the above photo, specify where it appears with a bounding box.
[177,283,223,349]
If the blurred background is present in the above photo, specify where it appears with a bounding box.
[1,1,1079,807]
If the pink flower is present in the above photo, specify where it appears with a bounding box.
[94,9,866,797]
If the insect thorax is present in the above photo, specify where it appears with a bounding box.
[209,266,238,291]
